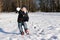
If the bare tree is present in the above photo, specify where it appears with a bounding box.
[0,0,3,12]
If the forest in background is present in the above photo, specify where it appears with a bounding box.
[0,0,60,12]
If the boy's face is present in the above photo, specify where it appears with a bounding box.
[22,7,27,11]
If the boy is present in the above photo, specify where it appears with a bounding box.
[17,5,29,35]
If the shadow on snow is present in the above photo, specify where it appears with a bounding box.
[0,28,20,35]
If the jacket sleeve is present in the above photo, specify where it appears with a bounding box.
[26,12,29,22]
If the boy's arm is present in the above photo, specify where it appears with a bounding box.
[26,12,29,22]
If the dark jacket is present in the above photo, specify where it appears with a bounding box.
[17,10,29,23]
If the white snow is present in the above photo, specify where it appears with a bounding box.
[0,12,60,40]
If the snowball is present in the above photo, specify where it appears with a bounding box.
[16,7,21,11]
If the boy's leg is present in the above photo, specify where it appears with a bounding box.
[23,22,28,30]
[18,23,24,35]
[23,22,29,34]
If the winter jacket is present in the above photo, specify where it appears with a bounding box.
[17,10,29,23]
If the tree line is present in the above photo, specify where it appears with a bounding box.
[39,0,60,12]
[0,0,37,12]
[0,0,60,12]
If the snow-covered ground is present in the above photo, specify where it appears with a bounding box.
[0,12,60,40]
